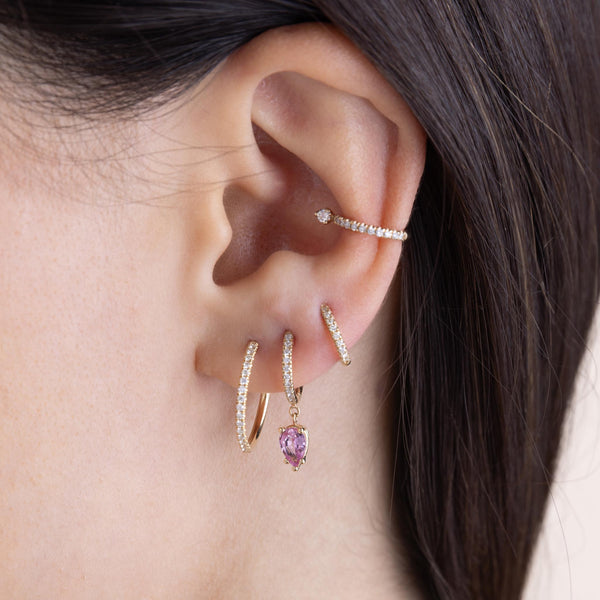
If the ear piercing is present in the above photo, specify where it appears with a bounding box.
[315,207,408,241]
[279,331,309,471]
[236,341,270,452]
[235,308,350,470]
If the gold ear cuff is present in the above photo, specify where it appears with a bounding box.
[315,207,408,241]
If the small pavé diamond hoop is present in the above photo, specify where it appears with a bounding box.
[279,331,309,471]
[315,207,408,241]
[236,340,270,453]
[320,303,351,366]
[282,331,303,405]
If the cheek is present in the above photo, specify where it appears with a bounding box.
[0,193,225,593]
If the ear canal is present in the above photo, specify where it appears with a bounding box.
[213,121,340,286]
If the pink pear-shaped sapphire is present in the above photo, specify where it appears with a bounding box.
[279,425,308,470]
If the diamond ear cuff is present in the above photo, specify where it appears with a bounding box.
[315,207,408,241]
[236,341,270,452]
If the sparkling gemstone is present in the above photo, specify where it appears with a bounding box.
[279,426,308,469]
[315,208,332,224]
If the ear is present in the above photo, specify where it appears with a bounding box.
[187,24,426,391]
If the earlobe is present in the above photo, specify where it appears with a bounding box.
[189,24,426,392]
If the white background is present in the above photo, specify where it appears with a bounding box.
[525,304,600,599]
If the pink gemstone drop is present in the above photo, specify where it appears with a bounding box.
[279,426,308,469]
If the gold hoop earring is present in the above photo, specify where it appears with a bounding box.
[236,340,270,453]
[279,331,309,471]
[320,303,351,366]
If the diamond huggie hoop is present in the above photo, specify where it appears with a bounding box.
[236,341,270,453]
[320,303,351,366]
[279,331,309,471]
[315,207,408,241]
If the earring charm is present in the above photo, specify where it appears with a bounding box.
[315,207,408,241]
[320,303,351,366]
[279,331,309,471]
[236,340,270,453]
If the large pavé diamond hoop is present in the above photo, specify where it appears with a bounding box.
[235,340,270,453]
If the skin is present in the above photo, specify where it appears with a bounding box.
[0,25,426,598]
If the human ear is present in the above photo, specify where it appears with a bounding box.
[187,24,426,391]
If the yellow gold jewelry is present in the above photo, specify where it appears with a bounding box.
[320,303,351,366]
[236,340,270,453]
[315,207,408,241]
[279,331,309,471]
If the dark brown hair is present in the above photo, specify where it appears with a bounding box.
[1,1,598,598]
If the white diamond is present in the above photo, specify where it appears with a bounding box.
[376,227,384,237]
[368,226,376,235]
[350,222,358,231]
[358,224,366,232]
[316,208,332,224]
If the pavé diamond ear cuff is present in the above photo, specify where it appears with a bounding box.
[315,207,408,241]
[279,331,309,471]
[236,341,270,453]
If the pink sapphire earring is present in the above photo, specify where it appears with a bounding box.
[279,331,309,471]
[315,207,408,241]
